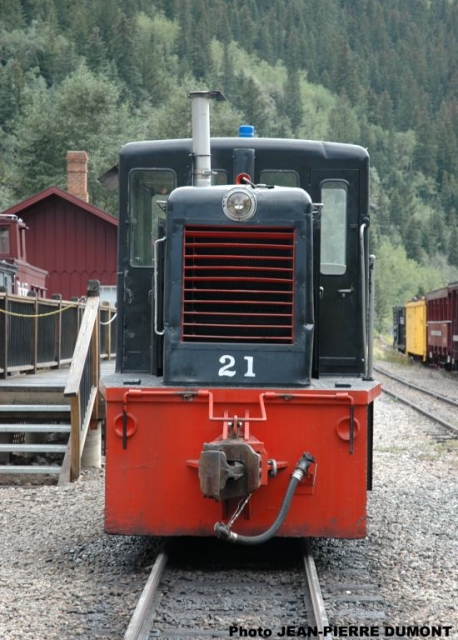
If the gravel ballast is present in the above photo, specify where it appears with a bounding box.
[0,360,457,639]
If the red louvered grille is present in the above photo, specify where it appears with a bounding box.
[182,227,295,343]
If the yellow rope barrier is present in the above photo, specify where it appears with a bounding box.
[0,297,115,320]
[0,304,79,319]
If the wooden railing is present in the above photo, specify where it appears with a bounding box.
[0,282,116,482]
[0,288,116,377]
[64,281,105,481]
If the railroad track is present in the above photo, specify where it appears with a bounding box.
[374,365,458,437]
[123,538,330,640]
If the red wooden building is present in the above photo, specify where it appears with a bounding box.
[0,152,118,302]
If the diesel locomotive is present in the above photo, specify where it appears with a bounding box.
[100,91,381,543]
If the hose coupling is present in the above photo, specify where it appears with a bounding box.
[214,522,238,542]
[292,452,315,481]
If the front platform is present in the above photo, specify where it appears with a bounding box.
[101,374,381,539]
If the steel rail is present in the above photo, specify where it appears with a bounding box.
[374,366,458,436]
[374,365,458,408]
[122,539,329,637]
[124,548,168,640]
[302,539,332,635]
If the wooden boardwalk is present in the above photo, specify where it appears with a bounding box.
[0,360,115,402]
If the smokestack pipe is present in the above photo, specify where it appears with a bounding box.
[188,91,225,187]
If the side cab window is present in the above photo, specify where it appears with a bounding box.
[129,169,175,267]
[320,181,348,275]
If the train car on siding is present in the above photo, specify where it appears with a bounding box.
[405,298,427,362]
[426,285,458,370]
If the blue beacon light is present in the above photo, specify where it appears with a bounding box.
[239,125,255,138]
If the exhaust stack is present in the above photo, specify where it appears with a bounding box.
[189,90,225,187]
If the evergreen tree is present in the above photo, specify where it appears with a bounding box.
[112,12,142,98]
[376,91,394,131]
[0,0,457,317]
[328,93,360,143]
[0,60,25,130]
[0,0,24,30]
[284,69,303,133]
[85,26,110,73]
[232,74,270,136]
[449,225,458,267]
[331,38,362,104]
[403,217,424,262]
[20,0,56,25]
[14,65,138,208]
[221,44,236,100]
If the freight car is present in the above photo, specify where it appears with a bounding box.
[393,305,406,354]
[100,91,381,543]
[393,284,458,370]
[426,284,458,369]
[405,298,427,362]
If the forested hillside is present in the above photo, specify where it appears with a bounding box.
[1,0,458,329]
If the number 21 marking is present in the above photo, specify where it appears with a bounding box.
[218,355,256,378]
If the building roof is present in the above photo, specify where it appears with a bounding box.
[1,186,118,227]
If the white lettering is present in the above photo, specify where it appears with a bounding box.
[218,355,236,377]
[244,356,256,377]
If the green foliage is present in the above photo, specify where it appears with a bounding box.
[14,65,139,211]
[374,239,443,332]
[0,0,457,329]
[0,0,24,30]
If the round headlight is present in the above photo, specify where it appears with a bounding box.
[222,188,257,221]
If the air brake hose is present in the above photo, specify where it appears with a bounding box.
[214,452,315,545]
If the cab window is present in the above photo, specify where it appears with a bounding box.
[260,170,299,187]
[129,169,175,267]
[212,170,228,185]
[320,181,348,275]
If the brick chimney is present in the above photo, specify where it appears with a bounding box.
[66,151,89,202]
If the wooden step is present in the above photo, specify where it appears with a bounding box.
[0,443,68,454]
[0,404,71,420]
[0,465,62,475]
[0,404,70,412]
[0,424,71,433]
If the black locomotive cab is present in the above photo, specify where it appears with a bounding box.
[115,95,373,384]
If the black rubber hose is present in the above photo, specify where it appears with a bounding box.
[214,452,315,545]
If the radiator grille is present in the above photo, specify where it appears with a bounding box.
[182,227,295,343]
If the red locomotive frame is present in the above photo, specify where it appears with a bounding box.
[103,383,379,538]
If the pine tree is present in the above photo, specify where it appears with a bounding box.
[232,74,270,136]
[14,66,138,206]
[112,12,141,98]
[0,60,25,129]
[284,69,303,133]
[449,225,458,267]
[0,0,24,29]
[85,26,110,73]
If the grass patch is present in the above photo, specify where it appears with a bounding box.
[374,445,406,454]
[373,334,411,366]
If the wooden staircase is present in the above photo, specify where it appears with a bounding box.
[0,283,115,483]
[0,385,72,479]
